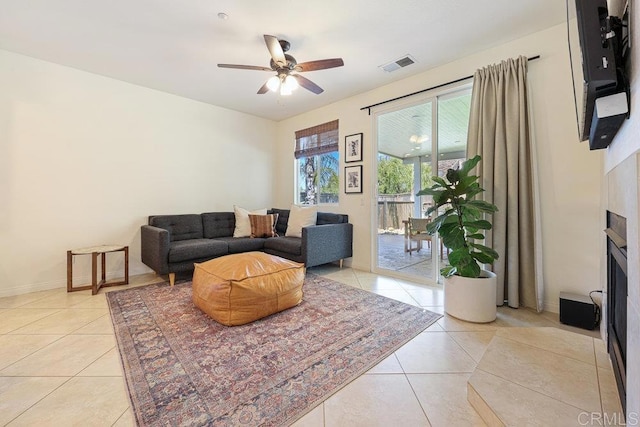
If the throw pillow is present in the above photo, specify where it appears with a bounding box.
[249,213,279,238]
[285,205,317,238]
[233,205,267,238]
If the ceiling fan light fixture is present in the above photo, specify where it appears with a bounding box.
[266,75,280,92]
[410,134,429,144]
[280,85,293,96]
[217,35,343,96]
[283,75,299,91]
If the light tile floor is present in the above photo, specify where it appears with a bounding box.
[468,327,623,426]
[0,266,620,426]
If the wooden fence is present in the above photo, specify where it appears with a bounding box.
[378,199,415,231]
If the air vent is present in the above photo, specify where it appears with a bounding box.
[380,55,416,73]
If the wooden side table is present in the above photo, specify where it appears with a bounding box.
[67,245,129,295]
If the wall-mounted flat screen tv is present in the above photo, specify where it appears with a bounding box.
[567,0,619,142]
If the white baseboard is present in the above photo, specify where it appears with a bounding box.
[347,262,369,271]
[0,266,151,298]
[544,298,560,314]
[0,279,65,298]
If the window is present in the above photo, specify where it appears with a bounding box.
[295,120,339,205]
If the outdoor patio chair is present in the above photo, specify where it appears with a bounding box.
[404,217,451,259]
[404,217,432,255]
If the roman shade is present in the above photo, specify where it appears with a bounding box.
[294,119,339,159]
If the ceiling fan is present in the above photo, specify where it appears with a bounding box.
[217,35,344,96]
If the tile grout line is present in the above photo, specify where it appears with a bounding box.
[494,331,601,367]
[592,337,606,416]
[66,312,111,335]
[1,308,65,334]
[1,287,124,424]
[3,376,75,425]
[75,344,118,377]
[446,330,494,364]
[403,371,434,426]
[472,363,602,415]
[0,289,64,309]
[111,405,131,427]
[0,334,68,373]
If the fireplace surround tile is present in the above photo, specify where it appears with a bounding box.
[628,154,640,316]
[626,301,640,418]
[605,154,638,309]
[495,326,595,365]
[605,152,640,417]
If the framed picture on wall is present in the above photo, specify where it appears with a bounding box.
[345,133,363,163]
[345,165,363,194]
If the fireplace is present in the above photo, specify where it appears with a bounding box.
[605,210,627,415]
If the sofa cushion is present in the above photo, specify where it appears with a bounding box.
[149,214,203,242]
[168,239,228,263]
[233,205,267,237]
[269,208,290,236]
[202,212,234,238]
[214,237,267,254]
[317,212,349,224]
[285,205,317,238]
[263,236,302,256]
[249,213,279,238]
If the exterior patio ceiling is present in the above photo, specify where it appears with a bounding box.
[377,91,470,160]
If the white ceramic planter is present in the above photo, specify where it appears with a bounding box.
[444,269,497,323]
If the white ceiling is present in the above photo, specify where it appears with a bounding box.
[0,0,566,121]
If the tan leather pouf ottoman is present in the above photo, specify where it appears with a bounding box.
[192,252,305,326]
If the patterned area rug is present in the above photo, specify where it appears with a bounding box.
[107,274,441,426]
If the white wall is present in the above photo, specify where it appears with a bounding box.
[0,49,277,297]
[606,1,640,172]
[275,24,603,313]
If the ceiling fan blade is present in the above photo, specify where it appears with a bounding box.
[264,35,286,67]
[295,58,344,72]
[293,75,324,94]
[257,81,270,94]
[218,64,273,71]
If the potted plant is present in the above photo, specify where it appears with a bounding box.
[416,155,499,322]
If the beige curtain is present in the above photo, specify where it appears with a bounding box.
[466,56,542,311]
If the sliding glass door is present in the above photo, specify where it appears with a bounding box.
[374,87,472,284]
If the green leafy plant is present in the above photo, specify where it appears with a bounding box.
[416,155,499,278]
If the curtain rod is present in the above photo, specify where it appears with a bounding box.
[360,55,540,115]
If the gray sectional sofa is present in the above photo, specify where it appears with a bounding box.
[141,208,353,285]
